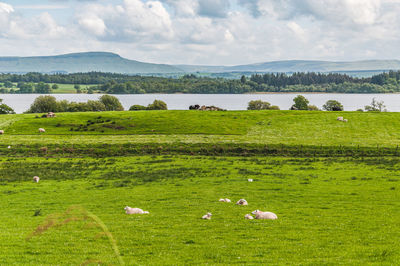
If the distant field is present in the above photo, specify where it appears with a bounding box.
[2,110,400,147]
[1,156,399,264]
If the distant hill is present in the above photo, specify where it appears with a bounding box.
[177,60,400,74]
[0,52,400,75]
[0,52,182,74]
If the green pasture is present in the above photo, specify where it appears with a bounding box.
[1,156,399,265]
[2,110,400,147]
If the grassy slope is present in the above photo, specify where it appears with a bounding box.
[2,110,400,147]
[0,156,399,265]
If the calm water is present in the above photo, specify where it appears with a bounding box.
[1,93,400,113]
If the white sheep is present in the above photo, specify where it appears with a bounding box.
[236,199,248,206]
[343,119,348,122]
[245,214,254,220]
[38,128,46,133]
[124,206,149,214]
[252,210,278,220]
[0,130,4,134]
[33,176,40,183]
[248,179,253,182]
[219,198,231,202]
[202,212,212,220]
[337,117,344,121]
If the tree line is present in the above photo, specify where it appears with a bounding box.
[1,71,400,94]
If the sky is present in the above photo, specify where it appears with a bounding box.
[0,0,400,65]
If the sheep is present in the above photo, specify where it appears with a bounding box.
[236,199,248,206]
[38,128,46,133]
[219,198,231,202]
[7,146,11,149]
[252,210,278,220]
[248,179,253,182]
[33,176,40,183]
[343,119,348,122]
[124,206,149,214]
[202,212,212,220]
[245,214,254,220]
[337,117,344,121]
[0,130,4,134]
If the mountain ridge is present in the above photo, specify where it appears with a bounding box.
[0,52,399,75]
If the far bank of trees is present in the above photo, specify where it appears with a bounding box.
[2,71,400,94]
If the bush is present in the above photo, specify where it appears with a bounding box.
[129,105,147,111]
[365,98,386,112]
[323,100,344,111]
[147,100,168,110]
[99,95,124,111]
[247,100,279,110]
[307,105,320,111]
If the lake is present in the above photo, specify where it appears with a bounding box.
[1,93,399,113]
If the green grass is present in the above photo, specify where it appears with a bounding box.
[50,84,97,94]
[2,110,400,147]
[0,156,399,264]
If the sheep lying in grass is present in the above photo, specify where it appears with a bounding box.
[219,198,231,202]
[38,128,46,133]
[202,212,212,220]
[33,176,40,183]
[124,206,149,214]
[252,210,278,220]
[0,130,4,134]
[236,199,248,206]
[337,117,344,121]
[343,119,348,122]
[248,179,253,182]
[245,214,254,220]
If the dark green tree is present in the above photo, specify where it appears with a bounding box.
[99,95,124,111]
[0,99,15,114]
[291,95,309,110]
[26,95,58,113]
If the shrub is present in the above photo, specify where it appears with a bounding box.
[307,105,320,111]
[147,100,168,110]
[129,105,147,111]
[365,98,386,112]
[247,100,279,110]
[323,100,344,111]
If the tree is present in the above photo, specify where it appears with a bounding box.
[241,75,247,84]
[0,99,15,114]
[365,98,386,112]
[4,81,13,88]
[26,95,58,113]
[147,100,167,110]
[35,82,52,93]
[52,84,59,90]
[247,100,280,110]
[322,100,344,111]
[99,95,124,111]
[291,95,309,110]
[86,100,106,111]
[18,82,34,93]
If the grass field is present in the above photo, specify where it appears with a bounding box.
[1,156,399,265]
[1,110,400,265]
[2,110,400,147]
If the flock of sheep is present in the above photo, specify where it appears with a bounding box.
[125,197,278,221]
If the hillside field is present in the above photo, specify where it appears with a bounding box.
[1,110,399,265]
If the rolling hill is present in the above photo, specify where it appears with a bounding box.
[0,52,400,75]
[0,52,182,74]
